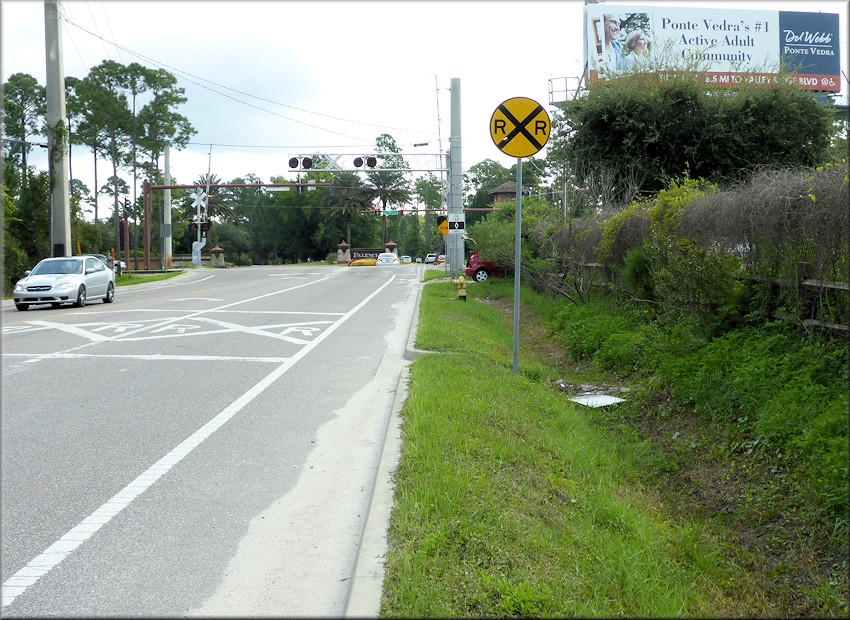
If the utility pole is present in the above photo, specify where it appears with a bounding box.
[44,0,71,257]
[447,78,464,276]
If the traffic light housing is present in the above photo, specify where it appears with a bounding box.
[353,156,377,168]
[201,220,211,233]
[189,222,199,234]
[288,157,313,170]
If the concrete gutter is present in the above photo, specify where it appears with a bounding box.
[344,267,430,616]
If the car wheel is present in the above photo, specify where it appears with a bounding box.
[15,303,29,312]
[473,268,489,282]
[74,285,87,307]
[103,281,115,304]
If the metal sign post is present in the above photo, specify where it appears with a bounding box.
[490,97,551,375]
[512,159,523,375]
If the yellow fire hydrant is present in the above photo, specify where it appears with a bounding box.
[451,274,468,301]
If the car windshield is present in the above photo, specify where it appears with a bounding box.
[30,260,82,276]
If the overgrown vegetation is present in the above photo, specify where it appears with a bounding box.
[382,278,847,616]
[548,74,836,204]
[472,164,848,338]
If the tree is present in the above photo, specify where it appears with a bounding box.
[135,66,195,256]
[463,159,514,227]
[366,134,411,245]
[367,169,411,246]
[1,73,46,193]
[65,76,86,202]
[399,212,425,258]
[179,173,236,223]
[414,173,443,251]
[320,171,371,246]
[11,170,51,266]
[77,61,133,252]
[375,133,409,170]
[3,184,27,289]
[553,75,834,202]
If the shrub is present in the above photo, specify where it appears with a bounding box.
[621,244,654,300]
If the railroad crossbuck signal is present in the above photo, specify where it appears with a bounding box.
[490,97,551,158]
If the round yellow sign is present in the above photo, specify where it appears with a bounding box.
[490,97,550,159]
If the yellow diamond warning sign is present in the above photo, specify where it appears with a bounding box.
[490,97,550,159]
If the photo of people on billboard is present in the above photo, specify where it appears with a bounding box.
[590,11,653,77]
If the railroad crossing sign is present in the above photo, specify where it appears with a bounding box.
[190,189,208,210]
[490,97,550,158]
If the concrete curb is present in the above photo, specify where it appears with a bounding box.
[343,364,409,617]
[344,267,427,616]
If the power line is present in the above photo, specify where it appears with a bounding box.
[60,16,430,141]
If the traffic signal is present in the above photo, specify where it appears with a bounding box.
[353,156,377,168]
[288,157,313,170]
[201,221,211,233]
[189,222,199,234]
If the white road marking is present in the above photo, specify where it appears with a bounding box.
[191,317,332,344]
[1,275,396,609]
[171,297,222,302]
[27,321,110,342]
[280,326,320,338]
[90,323,145,333]
[150,324,202,334]
[2,353,290,362]
[1,325,41,334]
[2,278,335,370]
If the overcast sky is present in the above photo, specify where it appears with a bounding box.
[2,0,848,204]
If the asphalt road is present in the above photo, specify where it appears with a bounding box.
[1,263,423,616]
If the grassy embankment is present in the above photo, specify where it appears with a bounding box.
[380,277,848,617]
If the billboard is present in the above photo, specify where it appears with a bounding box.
[584,4,841,92]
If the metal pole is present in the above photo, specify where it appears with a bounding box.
[44,0,71,256]
[513,159,522,375]
[448,77,464,276]
[143,180,151,270]
[163,145,172,269]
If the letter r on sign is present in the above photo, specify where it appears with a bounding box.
[493,119,507,135]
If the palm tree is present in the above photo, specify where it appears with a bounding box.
[366,169,411,246]
[180,173,236,222]
[321,171,372,246]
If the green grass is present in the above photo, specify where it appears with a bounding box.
[381,281,782,617]
[114,271,184,287]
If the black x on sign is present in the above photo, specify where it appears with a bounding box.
[490,97,550,159]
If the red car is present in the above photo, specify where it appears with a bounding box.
[464,251,504,282]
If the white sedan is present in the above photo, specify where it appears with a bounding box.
[375,252,400,267]
[13,256,115,311]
